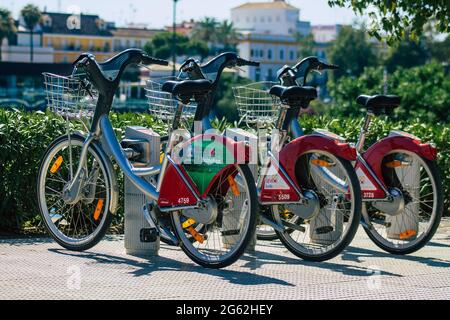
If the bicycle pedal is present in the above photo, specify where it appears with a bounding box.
[315,226,334,234]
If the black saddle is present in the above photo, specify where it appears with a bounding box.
[357,94,401,115]
[162,80,212,102]
[269,85,317,107]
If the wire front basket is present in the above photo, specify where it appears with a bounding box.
[232,81,280,124]
[145,77,197,123]
[43,72,97,120]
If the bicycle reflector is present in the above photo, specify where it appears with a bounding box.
[227,176,241,196]
[187,227,204,244]
[399,229,417,240]
[311,159,332,167]
[50,156,63,174]
[93,199,104,221]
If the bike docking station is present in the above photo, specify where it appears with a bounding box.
[121,126,161,257]
[224,127,258,251]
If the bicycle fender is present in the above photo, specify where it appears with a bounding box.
[362,132,438,188]
[279,134,357,189]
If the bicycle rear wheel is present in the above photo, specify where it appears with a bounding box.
[273,151,362,261]
[363,151,443,254]
[171,164,258,268]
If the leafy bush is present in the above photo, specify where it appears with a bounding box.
[328,61,450,122]
[0,109,448,233]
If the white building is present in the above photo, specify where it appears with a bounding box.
[231,0,300,36]
[231,0,309,81]
[311,25,342,44]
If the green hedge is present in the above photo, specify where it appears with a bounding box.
[0,109,448,232]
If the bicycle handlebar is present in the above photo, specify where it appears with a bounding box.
[72,49,169,92]
[279,56,339,86]
[141,54,169,66]
[237,57,260,67]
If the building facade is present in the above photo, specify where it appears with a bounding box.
[1,11,160,64]
[231,0,310,81]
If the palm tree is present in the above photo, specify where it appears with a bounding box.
[0,7,16,61]
[21,4,41,63]
[217,20,239,51]
[191,17,219,44]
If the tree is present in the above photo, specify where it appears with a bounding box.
[21,4,41,63]
[296,33,315,58]
[327,26,378,81]
[191,17,219,44]
[328,0,450,44]
[385,37,429,72]
[0,7,16,61]
[327,62,450,122]
[428,35,450,63]
[216,20,239,52]
[144,32,208,60]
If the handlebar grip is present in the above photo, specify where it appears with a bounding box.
[321,62,339,70]
[237,57,260,67]
[141,55,169,66]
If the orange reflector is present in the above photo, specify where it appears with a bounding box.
[227,176,240,196]
[311,159,332,167]
[160,153,165,164]
[182,218,196,229]
[93,199,104,221]
[187,226,204,244]
[399,229,417,240]
[385,160,402,168]
[50,156,63,174]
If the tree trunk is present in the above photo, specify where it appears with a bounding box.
[30,30,34,63]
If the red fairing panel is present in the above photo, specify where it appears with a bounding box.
[362,134,438,188]
[278,135,357,190]
[158,163,198,208]
[354,161,387,199]
[260,162,301,203]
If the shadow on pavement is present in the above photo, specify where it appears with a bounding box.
[48,248,295,287]
[341,246,450,269]
[241,248,402,278]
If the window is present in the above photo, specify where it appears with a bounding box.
[267,68,273,81]
[268,49,272,60]
[136,40,142,48]
[114,39,121,51]
[289,50,294,61]
[260,49,264,58]
[255,68,261,82]
[250,49,254,57]
[279,49,284,61]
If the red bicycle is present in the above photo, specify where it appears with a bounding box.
[274,56,444,254]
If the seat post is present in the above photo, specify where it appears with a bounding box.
[356,111,374,153]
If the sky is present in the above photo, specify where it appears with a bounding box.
[4,0,359,28]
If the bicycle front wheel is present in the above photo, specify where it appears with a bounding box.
[37,134,114,251]
[171,164,258,268]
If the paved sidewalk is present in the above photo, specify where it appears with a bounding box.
[1,219,449,300]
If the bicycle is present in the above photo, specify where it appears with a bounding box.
[261,56,443,254]
[38,49,258,268]
[169,52,363,261]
